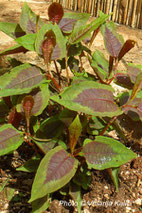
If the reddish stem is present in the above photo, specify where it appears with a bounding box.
[100,116,117,136]
[45,73,61,92]
[54,60,61,86]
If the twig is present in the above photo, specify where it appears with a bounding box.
[54,60,61,86]
[65,54,70,85]
[100,116,117,136]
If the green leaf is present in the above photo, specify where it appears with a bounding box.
[0,178,10,193]
[0,124,23,156]
[35,141,56,154]
[31,194,50,213]
[36,116,65,139]
[16,155,41,173]
[16,83,49,116]
[33,138,62,154]
[69,115,82,154]
[91,50,109,80]
[59,108,77,127]
[110,167,119,192]
[87,116,110,135]
[51,80,122,117]
[83,136,136,170]
[73,165,92,190]
[35,23,66,60]
[15,34,36,51]
[0,63,46,98]
[69,183,82,213]
[69,12,109,44]
[0,100,9,119]
[0,22,25,39]
[4,187,15,201]
[64,12,90,28]
[19,2,43,34]
[29,146,78,202]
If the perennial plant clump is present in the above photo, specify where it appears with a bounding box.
[0,2,141,212]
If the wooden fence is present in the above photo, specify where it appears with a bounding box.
[47,0,142,29]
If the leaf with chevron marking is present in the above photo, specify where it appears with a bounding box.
[29,146,78,202]
[83,136,136,170]
[0,124,23,156]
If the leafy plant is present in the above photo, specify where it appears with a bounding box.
[0,2,140,212]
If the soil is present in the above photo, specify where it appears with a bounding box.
[0,1,142,213]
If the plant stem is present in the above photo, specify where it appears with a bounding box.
[54,60,61,86]
[65,54,70,85]
[45,73,61,92]
[100,116,117,135]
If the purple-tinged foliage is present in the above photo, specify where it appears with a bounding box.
[73,88,118,113]
[19,2,43,34]
[101,22,124,58]
[48,2,64,24]
[29,146,78,202]
[105,27,122,57]
[83,136,136,170]
[83,141,116,165]
[58,18,77,33]
[0,124,23,156]
[51,81,122,117]
[42,30,56,65]
[118,40,136,62]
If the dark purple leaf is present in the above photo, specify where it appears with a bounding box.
[51,44,61,60]
[122,98,142,121]
[118,40,136,61]
[8,107,23,129]
[35,23,66,61]
[48,3,64,24]
[115,73,134,89]
[17,84,49,117]
[105,26,123,57]
[0,44,27,56]
[89,27,100,47]
[42,30,56,65]
[58,18,77,33]
[22,95,34,119]
[127,66,142,83]
[109,55,114,76]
